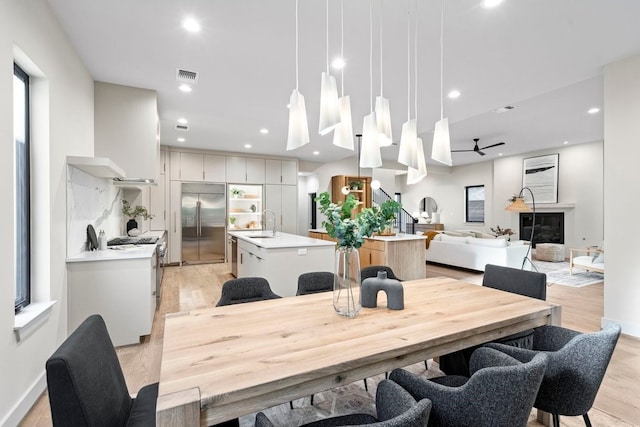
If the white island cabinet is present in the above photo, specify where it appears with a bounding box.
[229,231,335,297]
[66,244,157,347]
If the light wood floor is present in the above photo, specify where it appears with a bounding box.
[20,263,640,426]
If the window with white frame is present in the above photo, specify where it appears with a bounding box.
[14,63,30,312]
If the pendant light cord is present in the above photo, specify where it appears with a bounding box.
[295,0,299,90]
[379,0,383,96]
[326,0,329,73]
[369,0,373,111]
[415,0,418,120]
[341,0,344,96]
[439,0,444,120]
[406,2,410,121]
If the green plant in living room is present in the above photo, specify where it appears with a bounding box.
[121,199,154,220]
[316,192,401,248]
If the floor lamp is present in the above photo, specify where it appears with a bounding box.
[505,187,538,271]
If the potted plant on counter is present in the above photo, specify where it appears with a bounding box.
[316,192,401,317]
[122,200,154,235]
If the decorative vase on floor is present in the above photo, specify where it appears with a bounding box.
[126,218,138,233]
[334,247,361,317]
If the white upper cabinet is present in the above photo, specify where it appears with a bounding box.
[265,159,298,185]
[204,155,226,182]
[94,82,159,182]
[179,152,204,181]
[227,156,265,183]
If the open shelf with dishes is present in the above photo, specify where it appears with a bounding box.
[228,184,263,230]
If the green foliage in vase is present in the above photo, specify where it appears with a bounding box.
[121,199,154,220]
[316,192,402,249]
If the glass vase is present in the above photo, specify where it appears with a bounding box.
[334,246,361,317]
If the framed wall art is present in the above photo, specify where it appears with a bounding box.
[522,153,559,203]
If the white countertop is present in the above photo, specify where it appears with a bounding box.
[229,230,336,249]
[308,229,426,242]
[66,230,165,263]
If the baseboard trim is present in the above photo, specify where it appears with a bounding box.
[602,317,640,338]
[1,371,46,427]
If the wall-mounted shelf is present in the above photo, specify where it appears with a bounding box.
[67,155,125,179]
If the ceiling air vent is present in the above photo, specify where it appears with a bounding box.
[493,105,515,114]
[176,68,199,84]
[175,124,189,131]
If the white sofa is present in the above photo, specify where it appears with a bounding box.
[425,234,530,272]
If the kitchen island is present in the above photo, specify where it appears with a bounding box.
[228,231,335,297]
[309,230,427,280]
[66,230,164,346]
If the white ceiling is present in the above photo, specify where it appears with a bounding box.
[47,0,640,169]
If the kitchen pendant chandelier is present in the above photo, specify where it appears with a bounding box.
[375,0,392,147]
[318,0,341,136]
[431,0,452,166]
[360,0,382,168]
[407,137,427,184]
[398,2,418,170]
[286,0,310,151]
[332,0,355,150]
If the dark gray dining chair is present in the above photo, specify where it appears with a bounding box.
[439,263,547,376]
[361,265,402,283]
[486,323,621,427]
[45,314,160,427]
[296,271,334,295]
[255,379,432,427]
[216,277,281,306]
[390,347,548,427]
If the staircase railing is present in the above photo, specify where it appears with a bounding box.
[372,188,417,234]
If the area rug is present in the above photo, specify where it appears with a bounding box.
[532,260,604,287]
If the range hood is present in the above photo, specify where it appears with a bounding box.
[113,177,157,186]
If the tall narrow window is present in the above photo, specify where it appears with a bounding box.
[465,185,484,223]
[14,63,30,312]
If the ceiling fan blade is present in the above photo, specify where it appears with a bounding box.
[477,150,486,156]
[479,142,506,150]
[451,149,475,153]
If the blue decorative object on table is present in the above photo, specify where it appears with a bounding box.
[362,271,404,310]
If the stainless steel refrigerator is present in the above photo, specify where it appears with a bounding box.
[181,183,226,264]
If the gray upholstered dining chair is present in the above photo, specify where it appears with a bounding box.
[216,277,281,306]
[255,379,432,427]
[485,323,621,427]
[361,265,402,283]
[296,271,334,295]
[439,263,547,376]
[390,347,548,427]
[45,314,160,427]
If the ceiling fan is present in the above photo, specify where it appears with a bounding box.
[451,138,506,156]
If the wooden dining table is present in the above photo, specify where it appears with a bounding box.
[156,277,560,426]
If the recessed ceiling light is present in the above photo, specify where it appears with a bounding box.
[482,0,503,8]
[244,144,252,149]
[178,84,192,93]
[182,17,201,33]
[563,140,569,145]
[177,137,185,142]
[331,58,346,70]
[498,153,503,156]
[177,117,188,124]
[313,151,320,155]
[260,128,269,134]
[447,90,461,99]
[588,107,600,114]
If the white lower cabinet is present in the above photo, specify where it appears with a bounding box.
[238,240,266,278]
[67,256,156,347]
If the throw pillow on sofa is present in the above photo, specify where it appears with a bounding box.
[439,234,469,244]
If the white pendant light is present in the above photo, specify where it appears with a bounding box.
[318,0,341,135]
[398,6,418,169]
[286,89,310,151]
[333,0,354,150]
[375,0,392,147]
[407,137,427,185]
[431,0,452,166]
[360,0,382,168]
[360,112,382,168]
[286,0,310,150]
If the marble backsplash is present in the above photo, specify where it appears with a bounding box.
[67,165,122,256]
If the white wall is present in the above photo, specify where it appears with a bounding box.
[0,1,95,424]
[603,54,640,337]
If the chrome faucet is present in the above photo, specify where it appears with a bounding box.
[262,209,277,236]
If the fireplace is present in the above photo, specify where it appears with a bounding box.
[519,212,564,248]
